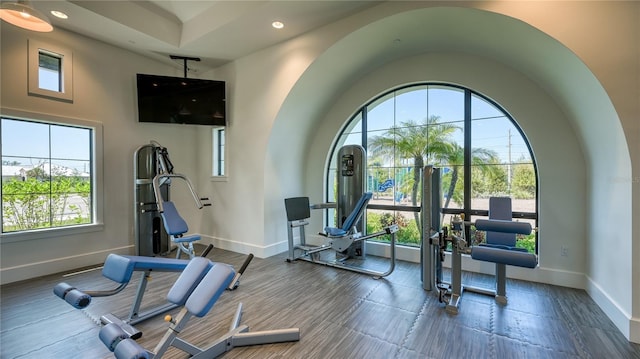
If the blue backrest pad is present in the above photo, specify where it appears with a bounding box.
[186,263,235,317]
[161,201,189,236]
[167,257,212,306]
[341,192,373,231]
[102,254,135,283]
[487,197,515,247]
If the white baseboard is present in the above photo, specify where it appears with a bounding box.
[586,276,639,343]
[0,245,133,285]
[631,316,640,344]
[199,234,288,258]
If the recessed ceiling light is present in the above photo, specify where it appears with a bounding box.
[50,10,68,19]
[272,21,284,29]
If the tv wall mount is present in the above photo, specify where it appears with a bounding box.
[170,55,200,78]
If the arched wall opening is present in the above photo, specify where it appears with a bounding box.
[265,6,633,339]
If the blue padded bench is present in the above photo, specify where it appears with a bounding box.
[100,257,300,359]
[54,254,193,340]
[100,257,234,359]
[54,255,189,310]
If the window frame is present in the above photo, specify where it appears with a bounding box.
[0,108,103,243]
[211,127,227,181]
[326,83,538,253]
[28,39,73,102]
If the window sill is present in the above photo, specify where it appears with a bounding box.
[0,223,104,244]
[210,176,228,182]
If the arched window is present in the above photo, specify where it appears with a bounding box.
[327,84,538,253]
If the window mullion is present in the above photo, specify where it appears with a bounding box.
[463,89,471,220]
[48,124,54,227]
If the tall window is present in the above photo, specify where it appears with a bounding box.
[327,84,538,253]
[212,127,225,177]
[1,117,94,233]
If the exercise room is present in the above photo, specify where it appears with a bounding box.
[1,1,638,358]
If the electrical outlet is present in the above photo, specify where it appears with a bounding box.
[561,246,569,257]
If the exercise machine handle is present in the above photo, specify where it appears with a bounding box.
[153,173,204,212]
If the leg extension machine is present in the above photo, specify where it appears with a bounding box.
[421,165,537,313]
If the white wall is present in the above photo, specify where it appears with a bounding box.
[0,24,202,282]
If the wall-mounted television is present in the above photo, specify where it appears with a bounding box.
[136,74,226,126]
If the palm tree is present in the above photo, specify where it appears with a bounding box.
[439,143,500,209]
[368,116,459,226]
[368,115,501,231]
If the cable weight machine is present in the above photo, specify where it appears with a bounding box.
[134,141,210,257]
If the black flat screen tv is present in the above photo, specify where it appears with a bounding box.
[136,74,226,126]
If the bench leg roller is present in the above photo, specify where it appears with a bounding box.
[99,323,129,352]
[113,338,149,359]
[53,282,92,309]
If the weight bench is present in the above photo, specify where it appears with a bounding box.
[54,245,252,339]
[286,192,399,278]
[99,257,300,359]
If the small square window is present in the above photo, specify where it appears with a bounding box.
[28,39,73,102]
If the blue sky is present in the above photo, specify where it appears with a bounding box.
[1,118,91,173]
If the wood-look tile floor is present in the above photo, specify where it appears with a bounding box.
[2,245,639,358]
